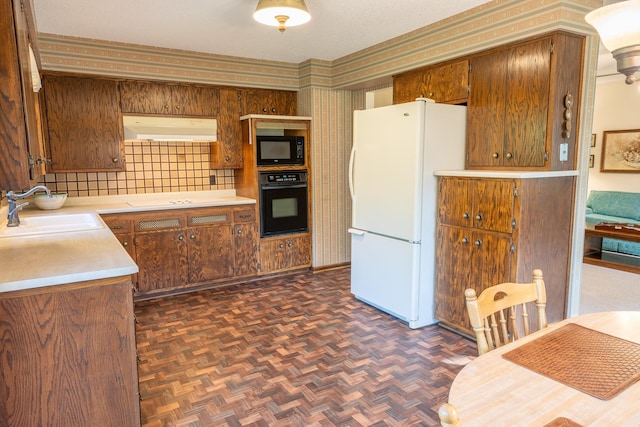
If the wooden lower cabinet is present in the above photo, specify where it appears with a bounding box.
[434,175,575,337]
[234,222,259,276]
[135,229,189,293]
[260,234,311,274]
[188,224,234,283]
[102,205,258,298]
[0,277,140,426]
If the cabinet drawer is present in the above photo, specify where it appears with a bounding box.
[135,215,185,232]
[101,215,133,234]
[187,208,232,227]
[234,209,256,223]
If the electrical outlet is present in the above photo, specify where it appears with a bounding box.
[559,143,568,162]
[209,175,216,185]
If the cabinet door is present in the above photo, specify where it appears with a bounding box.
[466,50,508,167]
[393,68,428,104]
[43,75,124,171]
[438,177,473,227]
[243,89,296,116]
[119,80,171,115]
[504,37,551,167]
[171,84,219,116]
[234,222,258,276]
[469,230,514,297]
[472,179,515,233]
[393,60,468,104]
[211,88,243,169]
[188,225,234,283]
[434,225,472,328]
[0,0,37,189]
[260,235,311,273]
[260,238,288,273]
[426,59,469,103]
[135,230,188,292]
[287,234,311,268]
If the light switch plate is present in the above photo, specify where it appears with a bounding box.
[559,143,568,162]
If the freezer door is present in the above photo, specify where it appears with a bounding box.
[350,101,425,241]
[350,230,420,323]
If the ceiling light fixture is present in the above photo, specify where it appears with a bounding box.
[585,0,640,85]
[253,0,311,33]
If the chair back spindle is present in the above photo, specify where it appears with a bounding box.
[465,269,547,356]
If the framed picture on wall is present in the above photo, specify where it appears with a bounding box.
[591,134,596,147]
[600,129,640,172]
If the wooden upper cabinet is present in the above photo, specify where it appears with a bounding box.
[212,88,243,169]
[119,80,220,116]
[242,88,297,116]
[42,74,125,172]
[466,32,584,170]
[0,0,43,190]
[393,59,469,104]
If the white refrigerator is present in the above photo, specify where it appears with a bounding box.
[348,99,466,328]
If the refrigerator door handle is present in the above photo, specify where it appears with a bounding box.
[348,145,356,200]
[348,228,365,236]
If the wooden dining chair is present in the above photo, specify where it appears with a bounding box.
[438,403,461,427]
[465,268,547,356]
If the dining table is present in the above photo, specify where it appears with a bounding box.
[448,311,640,426]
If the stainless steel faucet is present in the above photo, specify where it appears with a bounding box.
[6,185,51,227]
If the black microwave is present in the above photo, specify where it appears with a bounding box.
[256,135,305,166]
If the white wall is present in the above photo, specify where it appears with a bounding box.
[588,78,640,193]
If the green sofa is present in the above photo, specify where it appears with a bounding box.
[585,190,640,257]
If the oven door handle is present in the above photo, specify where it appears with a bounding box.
[261,184,308,190]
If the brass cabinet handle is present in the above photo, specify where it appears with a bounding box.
[505,152,513,159]
[492,152,499,159]
[475,213,483,221]
[112,157,119,163]
[122,241,128,246]
[178,235,184,241]
[190,234,195,239]
[463,212,470,219]
[287,242,293,248]
[474,239,482,247]
[278,243,284,248]
[462,237,469,244]
[237,229,242,234]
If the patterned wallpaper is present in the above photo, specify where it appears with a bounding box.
[36,0,602,270]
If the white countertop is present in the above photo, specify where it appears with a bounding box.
[0,190,255,294]
[433,169,579,178]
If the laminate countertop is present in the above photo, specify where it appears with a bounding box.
[0,190,255,294]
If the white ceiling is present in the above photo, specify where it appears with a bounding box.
[32,0,493,63]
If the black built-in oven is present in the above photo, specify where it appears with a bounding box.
[259,171,308,237]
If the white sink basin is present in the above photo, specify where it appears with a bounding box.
[0,213,104,238]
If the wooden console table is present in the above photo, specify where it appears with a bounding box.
[584,224,640,274]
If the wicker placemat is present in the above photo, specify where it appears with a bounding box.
[543,417,583,427]
[502,323,640,400]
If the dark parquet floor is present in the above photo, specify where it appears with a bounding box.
[135,267,477,427]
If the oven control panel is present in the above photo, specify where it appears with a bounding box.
[259,171,308,185]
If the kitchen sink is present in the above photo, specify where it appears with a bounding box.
[0,212,104,238]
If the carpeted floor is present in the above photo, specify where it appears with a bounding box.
[579,263,640,314]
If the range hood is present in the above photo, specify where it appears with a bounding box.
[123,116,217,141]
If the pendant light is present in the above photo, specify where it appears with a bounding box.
[585,0,640,85]
[253,0,311,33]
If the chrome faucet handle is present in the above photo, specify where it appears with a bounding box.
[5,185,50,227]
[7,202,29,227]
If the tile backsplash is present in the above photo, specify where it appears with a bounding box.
[39,140,234,197]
